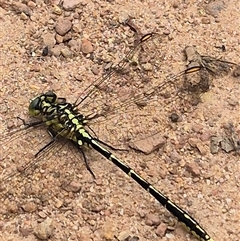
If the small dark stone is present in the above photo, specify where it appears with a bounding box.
[169,113,179,122]
[221,45,226,52]
[42,46,49,56]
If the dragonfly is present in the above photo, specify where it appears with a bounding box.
[1,32,236,241]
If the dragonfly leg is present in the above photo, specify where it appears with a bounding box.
[75,144,96,179]
[17,116,44,128]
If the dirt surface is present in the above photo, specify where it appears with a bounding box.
[0,1,239,241]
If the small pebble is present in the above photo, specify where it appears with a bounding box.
[117,230,131,241]
[21,202,37,213]
[20,12,29,20]
[52,4,62,15]
[68,39,81,52]
[62,180,81,192]
[61,47,73,58]
[196,142,208,155]
[63,0,82,11]
[42,46,49,56]
[185,161,201,176]
[155,222,167,237]
[63,31,72,42]
[34,217,53,240]
[200,131,212,142]
[91,64,100,75]
[166,233,175,239]
[27,1,36,9]
[188,138,198,148]
[55,34,64,44]
[81,38,94,54]
[170,150,182,162]
[205,0,226,17]
[11,2,31,16]
[192,123,204,133]
[54,198,63,208]
[50,44,62,57]
[129,132,166,154]
[42,32,56,47]
[55,19,72,36]
[38,211,47,219]
[145,213,161,226]
[169,112,179,122]
[101,221,115,240]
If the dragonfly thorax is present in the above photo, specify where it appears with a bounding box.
[29,91,58,117]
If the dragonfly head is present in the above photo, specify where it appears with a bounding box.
[29,91,57,116]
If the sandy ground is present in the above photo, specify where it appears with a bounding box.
[0,1,239,241]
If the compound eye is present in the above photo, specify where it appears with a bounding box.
[29,97,41,116]
[45,91,57,103]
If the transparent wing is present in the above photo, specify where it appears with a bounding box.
[0,121,94,217]
[72,32,161,118]
[83,44,238,125]
[73,44,238,152]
